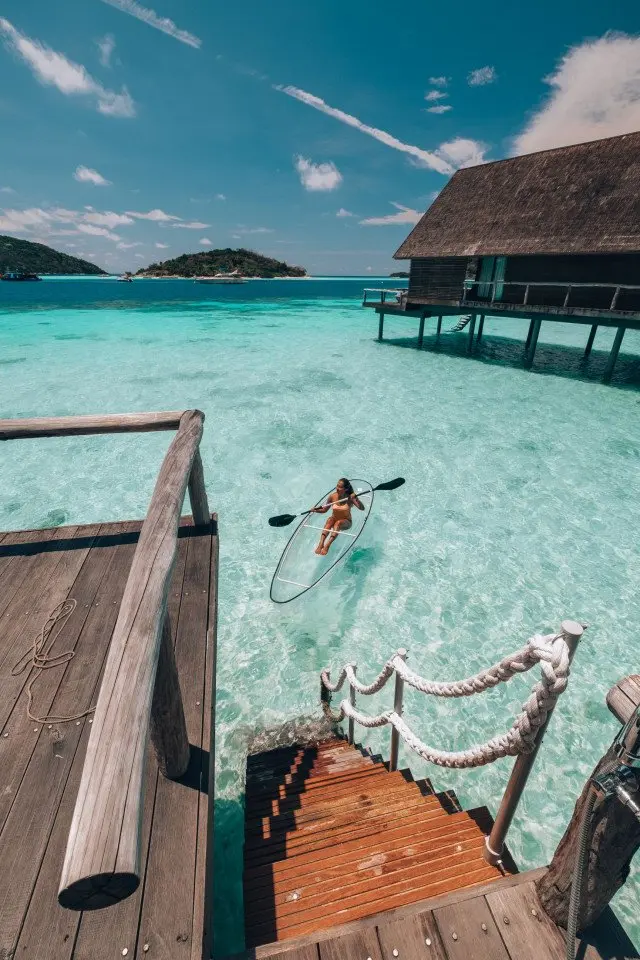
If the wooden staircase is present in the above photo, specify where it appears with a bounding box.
[243,737,512,947]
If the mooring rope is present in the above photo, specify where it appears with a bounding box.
[320,631,572,769]
[11,598,96,724]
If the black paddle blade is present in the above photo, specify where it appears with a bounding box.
[374,477,405,491]
[268,513,297,527]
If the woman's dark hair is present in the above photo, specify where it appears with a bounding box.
[338,477,354,497]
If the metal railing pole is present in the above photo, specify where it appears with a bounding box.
[389,649,407,772]
[484,620,584,866]
[348,665,356,745]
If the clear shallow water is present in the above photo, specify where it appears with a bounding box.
[1,278,640,953]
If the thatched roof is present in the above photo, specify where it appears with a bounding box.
[395,132,640,259]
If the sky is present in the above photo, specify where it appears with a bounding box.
[0,0,639,275]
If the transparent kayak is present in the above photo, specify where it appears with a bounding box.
[270,479,374,603]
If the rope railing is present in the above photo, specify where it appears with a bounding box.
[320,620,584,865]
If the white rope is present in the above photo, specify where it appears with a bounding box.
[320,631,573,769]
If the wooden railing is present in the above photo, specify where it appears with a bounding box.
[0,410,210,909]
[462,279,640,311]
[362,287,406,307]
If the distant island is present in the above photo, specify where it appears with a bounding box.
[0,235,106,276]
[390,271,409,278]
[136,247,306,278]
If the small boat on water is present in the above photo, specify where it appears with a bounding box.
[1,271,41,281]
[194,269,247,284]
[117,273,133,282]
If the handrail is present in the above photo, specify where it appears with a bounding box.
[362,288,405,307]
[0,410,186,440]
[462,279,640,312]
[320,620,583,867]
[42,409,211,909]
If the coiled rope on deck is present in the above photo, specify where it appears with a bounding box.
[11,599,96,724]
[320,631,571,769]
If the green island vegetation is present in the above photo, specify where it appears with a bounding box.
[390,271,409,278]
[0,235,106,275]
[136,247,307,278]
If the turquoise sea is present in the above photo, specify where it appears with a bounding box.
[1,277,640,953]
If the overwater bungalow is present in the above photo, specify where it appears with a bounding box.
[1,410,640,960]
[363,131,640,381]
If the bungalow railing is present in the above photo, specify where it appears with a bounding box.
[362,288,406,307]
[462,279,640,311]
[0,410,210,909]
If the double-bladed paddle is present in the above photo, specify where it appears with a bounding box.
[268,477,405,528]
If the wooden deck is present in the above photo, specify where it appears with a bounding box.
[243,739,512,947]
[0,516,218,960]
[240,870,637,960]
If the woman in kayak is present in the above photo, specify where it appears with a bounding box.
[312,478,365,555]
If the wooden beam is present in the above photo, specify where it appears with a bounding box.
[436,315,442,337]
[466,313,477,354]
[607,675,640,724]
[58,409,205,911]
[525,318,535,350]
[584,324,598,358]
[417,313,426,348]
[0,411,185,441]
[476,313,485,344]
[524,318,542,368]
[377,312,385,341]
[149,614,190,778]
[603,326,625,383]
[188,448,210,527]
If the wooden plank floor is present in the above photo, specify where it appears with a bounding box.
[238,871,638,960]
[0,516,218,960]
[243,740,512,947]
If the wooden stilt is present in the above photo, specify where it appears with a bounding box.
[436,315,442,337]
[466,313,477,354]
[603,326,625,383]
[476,313,485,344]
[525,318,535,351]
[377,311,385,341]
[417,312,426,348]
[524,318,542,368]
[583,324,598,359]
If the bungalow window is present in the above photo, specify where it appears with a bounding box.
[477,256,506,300]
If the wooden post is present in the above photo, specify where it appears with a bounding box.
[525,318,535,351]
[377,311,385,341]
[150,615,190,778]
[417,312,426,349]
[537,692,640,930]
[188,449,210,526]
[389,650,407,773]
[348,665,356,746]
[603,326,625,383]
[436,315,442,337]
[466,313,477,354]
[583,324,598,359]
[476,313,485,344]
[525,317,542,368]
[485,621,584,867]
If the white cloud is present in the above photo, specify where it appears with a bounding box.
[427,105,453,115]
[437,137,486,168]
[171,220,211,229]
[99,0,201,48]
[513,33,640,155]
[216,193,226,200]
[126,208,180,221]
[77,223,121,240]
[0,18,135,117]
[199,237,212,245]
[84,210,133,227]
[74,165,111,186]
[360,202,422,226]
[279,85,453,174]
[336,208,354,217]
[0,186,15,193]
[295,155,342,192]
[97,34,115,67]
[116,241,142,248]
[468,66,496,86]
[425,90,447,102]
[134,253,145,258]
[429,76,449,87]
[155,242,169,248]
[235,226,274,234]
